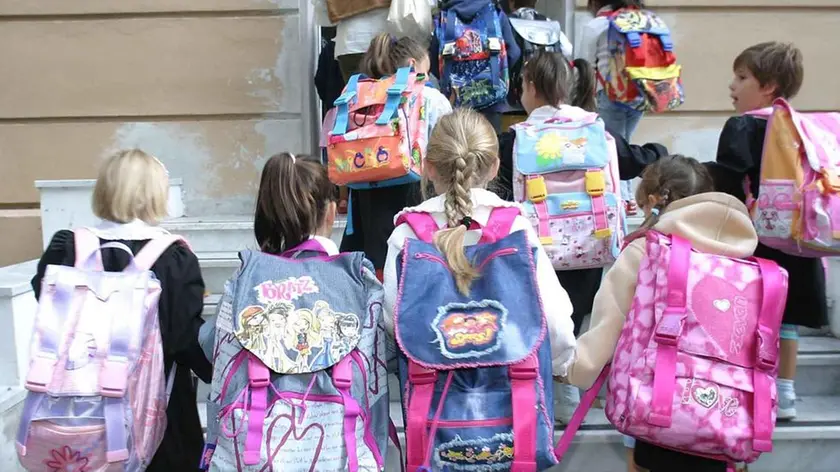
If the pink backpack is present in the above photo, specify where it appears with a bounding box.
[745,98,840,256]
[17,228,184,471]
[556,231,788,466]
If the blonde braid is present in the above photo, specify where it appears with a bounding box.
[424,109,500,295]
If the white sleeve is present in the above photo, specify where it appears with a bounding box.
[424,90,454,137]
[575,17,607,62]
[510,216,577,377]
[383,225,412,338]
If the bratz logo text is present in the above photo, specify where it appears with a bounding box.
[255,276,319,304]
[730,296,749,355]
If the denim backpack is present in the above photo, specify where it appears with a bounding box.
[435,3,509,110]
[393,207,559,471]
[202,239,390,471]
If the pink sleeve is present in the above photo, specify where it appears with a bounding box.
[320,108,337,148]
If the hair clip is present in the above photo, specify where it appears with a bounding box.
[460,216,473,229]
[650,208,660,216]
[288,153,296,164]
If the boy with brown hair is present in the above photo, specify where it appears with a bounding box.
[676,41,819,472]
[633,39,812,472]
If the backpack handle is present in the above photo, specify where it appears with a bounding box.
[280,238,330,258]
[396,207,520,244]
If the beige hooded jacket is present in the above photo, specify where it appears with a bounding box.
[566,192,759,389]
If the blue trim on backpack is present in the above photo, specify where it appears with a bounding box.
[332,73,362,135]
[376,67,411,125]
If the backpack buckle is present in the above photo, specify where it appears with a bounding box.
[488,38,502,52]
[334,90,356,107]
[25,355,57,393]
[408,362,437,385]
[593,228,612,239]
[585,171,605,197]
[509,356,538,381]
[100,359,129,397]
[653,310,684,346]
[442,42,456,56]
[755,325,778,371]
[248,358,271,389]
[526,176,547,203]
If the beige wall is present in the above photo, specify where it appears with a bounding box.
[0,0,317,264]
[570,0,840,159]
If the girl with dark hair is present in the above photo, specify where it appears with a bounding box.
[253,153,339,255]
[494,50,667,426]
[564,155,748,472]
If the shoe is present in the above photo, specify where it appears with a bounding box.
[555,384,581,425]
[776,389,796,421]
[625,200,639,216]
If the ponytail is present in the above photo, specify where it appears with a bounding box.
[254,153,337,255]
[424,109,500,296]
[570,58,597,112]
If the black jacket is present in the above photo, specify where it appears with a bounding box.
[706,115,827,328]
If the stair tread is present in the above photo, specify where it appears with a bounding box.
[163,215,347,230]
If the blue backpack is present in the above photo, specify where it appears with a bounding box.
[393,207,559,471]
[435,3,510,110]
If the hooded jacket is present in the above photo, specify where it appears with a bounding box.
[429,0,521,113]
[566,192,759,388]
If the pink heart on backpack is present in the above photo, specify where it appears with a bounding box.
[265,406,326,470]
[689,276,760,366]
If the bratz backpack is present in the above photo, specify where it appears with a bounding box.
[201,239,391,471]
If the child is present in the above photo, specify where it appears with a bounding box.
[566,155,748,472]
[495,50,668,423]
[201,153,392,470]
[383,107,577,376]
[706,42,822,421]
[503,0,573,128]
[577,0,647,215]
[429,0,522,131]
[323,33,453,280]
[32,149,211,472]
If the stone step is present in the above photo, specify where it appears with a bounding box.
[160,215,347,255]
[197,394,840,471]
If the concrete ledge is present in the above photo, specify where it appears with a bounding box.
[36,178,185,249]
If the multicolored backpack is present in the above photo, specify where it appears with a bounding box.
[597,8,684,113]
[511,107,625,270]
[556,232,788,466]
[202,239,391,471]
[393,207,562,471]
[745,98,840,256]
[327,67,428,189]
[435,3,510,110]
[17,228,183,472]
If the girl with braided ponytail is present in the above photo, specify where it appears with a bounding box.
[383,108,577,377]
[564,155,760,472]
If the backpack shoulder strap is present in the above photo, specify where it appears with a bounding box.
[395,212,440,244]
[74,227,103,269]
[134,235,188,271]
[479,207,520,243]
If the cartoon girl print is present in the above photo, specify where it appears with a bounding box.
[235,306,270,355]
[265,302,294,372]
[285,309,323,372]
[331,313,361,362]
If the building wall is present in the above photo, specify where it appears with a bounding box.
[2,0,839,265]
[0,0,318,265]
[561,0,840,160]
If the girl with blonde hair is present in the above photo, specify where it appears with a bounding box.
[32,149,211,471]
[382,108,577,376]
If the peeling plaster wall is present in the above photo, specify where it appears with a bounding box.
[0,0,318,262]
